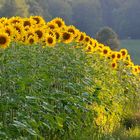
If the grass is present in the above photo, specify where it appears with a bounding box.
[121,40,140,65]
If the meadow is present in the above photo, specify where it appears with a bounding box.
[0,16,140,140]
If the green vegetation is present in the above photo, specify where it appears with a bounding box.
[95,26,120,50]
[0,43,139,139]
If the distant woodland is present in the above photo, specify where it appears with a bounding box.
[0,0,139,39]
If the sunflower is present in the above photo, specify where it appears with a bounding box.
[61,31,73,44]
[126,54,131,62]
[96,43,104,51]
[26,35,38,45]
[84,45,94,53]
[111,61,117,69]
[110,52,117,60]
[26,28,36,38]
[94,40,99,48]
[30,16,46,26]
[77,32,86,43]
[53,29,62,42]
[2,19,9,27]
[89,39,96,46]
[84,35,91,44]
[138,66,140,73]
[73,29,80,42]
[124,60,133,67]
[132,66,138,75]
[34,28,45,40]
[116,52,122,60]
[9,16,22,25]
[67,25,77,37]
[47,22,58,30]
[101,46,111,57]
[12,29,25,42]
[22,18,35,27]
[22,29,37,44]
[44,35,56,47]
[0,17,8,24]
[3,25,14,37]
[120,49,128,59]
[0,33,11,49]
[12,23,23,34]
[52,17,65,28]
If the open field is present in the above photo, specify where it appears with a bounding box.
[121,40,140,65]
[0,16,140,140]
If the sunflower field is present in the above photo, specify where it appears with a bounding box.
[0,16,140,140]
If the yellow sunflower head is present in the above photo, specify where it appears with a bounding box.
[110,51,117,60]
[26,27,36,38]
[61,31,74,44]
[12,23,24,34]
[111,61,118,69]
[0,17,8,24]
[101,46,111,57]
[34,28,45,40]
[0,33,11,49]
[53,29,62,42]
[84,35,91,44]
[9,16,22,25]
[84,44,94,53]
[52,17,65,28]
[47,21,58,30]
[132,66,139,76]
[126,54,131,62]
[30,16,46,26]
[22,18,35,28]
[3,25,14,38]
[96,43,104,52]
[120,49,128,59]
[89,39,96,46]
[138,66,140,73]
[66,25,78,38]
[77,32,86,43]
[26,35,38,45]
[124,60,133,67]
[116,52,122,60]
[44,35,56,47]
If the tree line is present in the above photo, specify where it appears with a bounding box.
[0,0,139,39]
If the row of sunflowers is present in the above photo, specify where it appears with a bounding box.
[0,16,140,76]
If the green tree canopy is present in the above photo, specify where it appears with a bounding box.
[95,27,120,50]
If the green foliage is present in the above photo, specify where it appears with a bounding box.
[95,27,120,50]
[0,44,95,139]
[0,43,139,139]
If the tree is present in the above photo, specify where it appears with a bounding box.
[0,0,29,17]
[72,0,103,37]
[113,0,140,39]
[95,27,120,50]
[47,0,73,24]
